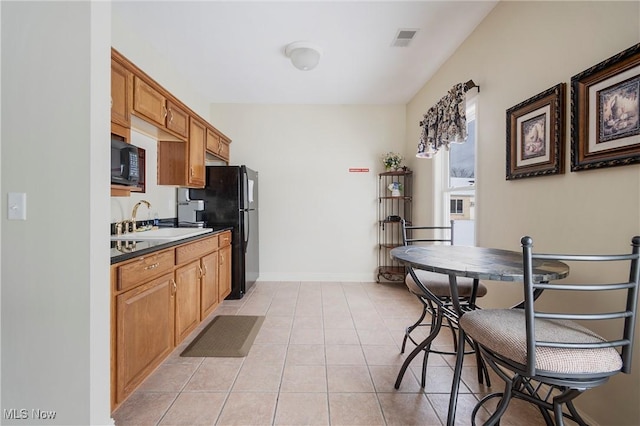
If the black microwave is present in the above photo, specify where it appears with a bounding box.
[111,139,140,186]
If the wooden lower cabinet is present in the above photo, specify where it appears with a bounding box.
[218,234,232,300]
[174,260,201,344]
[115,273,175,404]
[200,251,219,319]
[112,231,233,412]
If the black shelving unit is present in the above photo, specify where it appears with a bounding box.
[377,169,412,282]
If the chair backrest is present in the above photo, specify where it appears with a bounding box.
[401,219,454,247]
[521,236,640,376]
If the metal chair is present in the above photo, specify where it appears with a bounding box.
[396,219,490,388]
[460,235,640,426]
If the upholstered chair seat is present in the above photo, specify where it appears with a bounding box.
[406,270,488,299]
[461,309,623,375]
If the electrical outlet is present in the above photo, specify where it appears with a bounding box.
[8,192,27,220]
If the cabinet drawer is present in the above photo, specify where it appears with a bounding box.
[176,235,218,265]
[219,231,231,247]
[117,250,175,292]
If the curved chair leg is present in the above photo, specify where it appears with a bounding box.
[516,378,553,426]
[552,388,584,426]
[484,377,514,426]
[445,317,459,351]
[394,304,444,389]
[472,341,491,387]
[471,393,503,426]
[419,298,440,387]
[473,351,519,426]
[566,399,588,426]
[401,297,429,354]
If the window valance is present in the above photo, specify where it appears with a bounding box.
[416,80,478,158]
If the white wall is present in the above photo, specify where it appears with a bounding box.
[406,2,640,424]
[211,104,406,281]
[1,2,111,425]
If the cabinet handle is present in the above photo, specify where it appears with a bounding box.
[198,265,204,278]
[220,254,224,264]
[162,105,168,119]
[171,278,177,295]
[144,262,159,270]
[203,265,208,276]
[190,166,194,177]
[168,108,173,123]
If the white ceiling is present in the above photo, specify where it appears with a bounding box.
[112,1,497,105]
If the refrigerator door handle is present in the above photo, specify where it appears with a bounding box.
[243,209,250,252]
[242,170,249,209]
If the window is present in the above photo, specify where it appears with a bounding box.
[450,199,464,214]
[440,95,477,245]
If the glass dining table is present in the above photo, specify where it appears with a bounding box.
[390,244,570,426]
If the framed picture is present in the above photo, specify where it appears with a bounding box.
[571,43,640,171]
[506,83,566,180]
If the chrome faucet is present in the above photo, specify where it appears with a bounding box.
[131,200,151,232]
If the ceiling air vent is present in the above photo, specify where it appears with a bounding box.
[391,29,418,47]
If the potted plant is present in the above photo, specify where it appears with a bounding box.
[382,152,403,171]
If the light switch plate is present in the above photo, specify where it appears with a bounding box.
[8,192,27,220]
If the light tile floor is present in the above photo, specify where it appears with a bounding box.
[112,281,549,425]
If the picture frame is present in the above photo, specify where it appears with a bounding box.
[506,83,566,180]
[571,43,640,171]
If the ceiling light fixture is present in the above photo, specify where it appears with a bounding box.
[285,41,322,71]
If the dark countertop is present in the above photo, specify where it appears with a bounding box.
[110,227,232,265]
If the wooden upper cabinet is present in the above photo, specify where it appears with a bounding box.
[206,128,230,162]
[111,48,231,193]
[218,138,230,162]
[206,128,220,153]
[133,76,166,127]
[111,59,132,127]
[166,100,189,139]
[131,73,189,141]
[188,118,206,187]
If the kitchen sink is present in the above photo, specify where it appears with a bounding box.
[110,227,214,242]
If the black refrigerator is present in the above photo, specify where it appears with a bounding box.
[189,165,259,299]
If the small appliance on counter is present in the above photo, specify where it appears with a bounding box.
[177,188,206,228]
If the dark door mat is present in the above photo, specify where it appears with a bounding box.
[180,315,265,357]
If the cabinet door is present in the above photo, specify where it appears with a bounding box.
[133,76,166,127]
[218,244,232,300]
[188,118,206,187]
[175,260,201,344]
[111,59,132,127]
[166,100,189,139]
[206,128,220,154]
[200,251,219,319]
[116,273,175,404]
[218,139,230,162]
